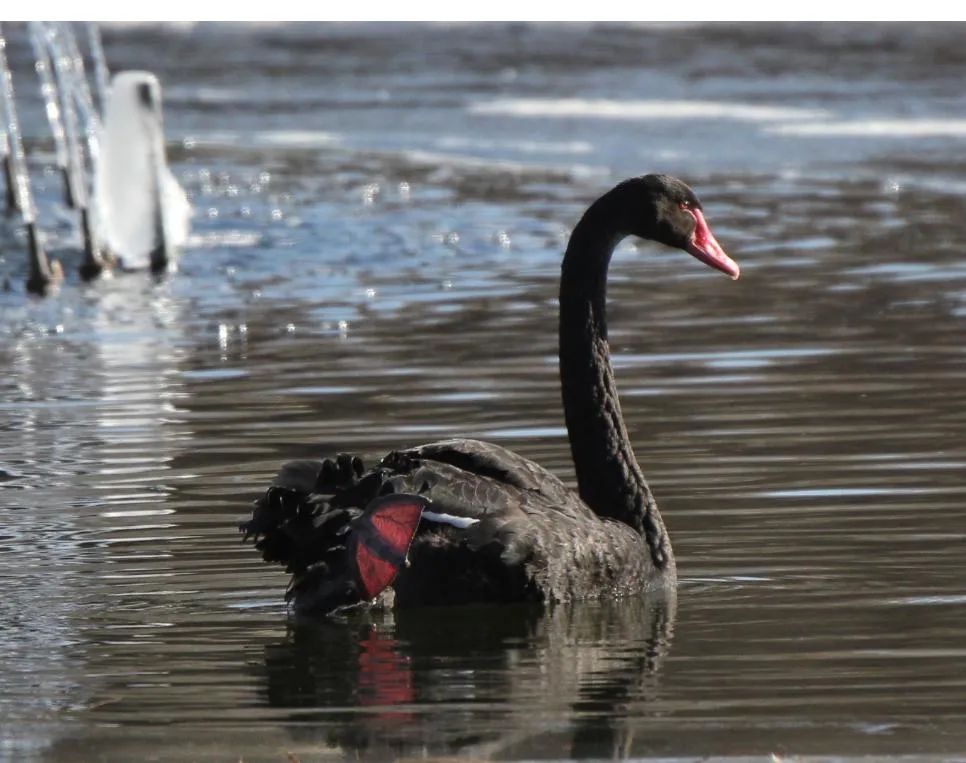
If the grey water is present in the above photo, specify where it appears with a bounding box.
[1,21,965,762]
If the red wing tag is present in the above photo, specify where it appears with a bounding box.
[355,542,404,601]
[352,494,427,600]
[370,501,425,556]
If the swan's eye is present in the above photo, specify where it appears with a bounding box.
[679,201,693,212]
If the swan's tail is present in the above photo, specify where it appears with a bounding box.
[240,456,426,614]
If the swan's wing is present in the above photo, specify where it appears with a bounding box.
[395,438,575,506]
[381,439,599,571]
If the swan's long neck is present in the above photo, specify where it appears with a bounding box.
[558,197,672,569]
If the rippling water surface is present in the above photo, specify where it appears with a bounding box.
[1,22,965,762]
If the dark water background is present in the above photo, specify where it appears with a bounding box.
[1,22,965,762]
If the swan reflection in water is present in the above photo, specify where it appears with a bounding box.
[258,592,676,760]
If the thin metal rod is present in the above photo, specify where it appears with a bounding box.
[44,23,104,278]
[0,23,58,294]
[86,22,110,117]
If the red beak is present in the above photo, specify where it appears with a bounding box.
[685,208,740,280]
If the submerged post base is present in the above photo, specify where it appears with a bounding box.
[3,155,19,214]
[148,244,170,275]
[61,166,76,209]
[78,206,105,281]
[25,221,61,295]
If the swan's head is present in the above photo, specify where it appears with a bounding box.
[624,174,740,280]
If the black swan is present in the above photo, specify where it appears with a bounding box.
[241,174,739,614]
